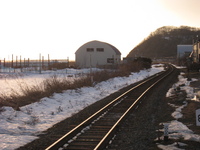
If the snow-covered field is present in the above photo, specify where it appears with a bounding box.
[157,71,200,149]
[0,68,101,97]
[0,65,164,150]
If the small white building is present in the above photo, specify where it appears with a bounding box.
[75,40,121,68]
[191,40,200,63]
[177,45,193,58]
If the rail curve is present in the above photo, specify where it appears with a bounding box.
[45,64,174,150]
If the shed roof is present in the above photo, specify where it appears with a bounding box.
[76,40,121,55]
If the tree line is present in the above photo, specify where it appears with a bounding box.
[128,26,200,59]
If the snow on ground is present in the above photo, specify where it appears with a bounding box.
[157,71,200,150]
[0,64,164,150]
[0,68,101,97]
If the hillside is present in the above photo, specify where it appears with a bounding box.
[127,26,200,59]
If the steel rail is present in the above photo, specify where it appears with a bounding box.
[45,64,174,150]
[94,64,174,149]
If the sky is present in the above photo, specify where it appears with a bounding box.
[0,0,200,61]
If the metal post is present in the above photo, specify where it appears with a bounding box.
[163,123,169,141]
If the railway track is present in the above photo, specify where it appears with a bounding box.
[45,64,174,150]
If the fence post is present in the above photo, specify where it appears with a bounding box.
[0,60,1,73]
[39,54,42,74]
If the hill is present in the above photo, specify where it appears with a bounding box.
[127,26,200,59]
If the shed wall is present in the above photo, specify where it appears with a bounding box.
[76,41,121,68]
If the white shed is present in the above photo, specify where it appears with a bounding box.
[75,40,121,68]
[177,45,193,58]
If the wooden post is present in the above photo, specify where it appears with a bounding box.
[42,56,44,70]
[48,54,50,70]
[11,54,13,68]
[0,60,1,73]
[20,55,22,72]
[24,58,25,67]
[28,58,30,68]
[67,57,69,68]
[4,58,5,68]
[16,56,18,68]
[24,58,26,72]
[39,53,42,74]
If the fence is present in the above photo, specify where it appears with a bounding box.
[0,56,74,73]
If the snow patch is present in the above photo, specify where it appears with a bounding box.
[0,64,164,150]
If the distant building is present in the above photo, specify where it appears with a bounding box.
[177,45,193,59]
[75,40,121,68]
[191,40,200,63]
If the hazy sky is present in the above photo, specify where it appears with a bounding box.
[0,0,200,61]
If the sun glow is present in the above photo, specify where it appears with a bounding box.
[0,0,199,61]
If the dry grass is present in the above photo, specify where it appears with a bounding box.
[0,62,150,110]
[0,68,131,110]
